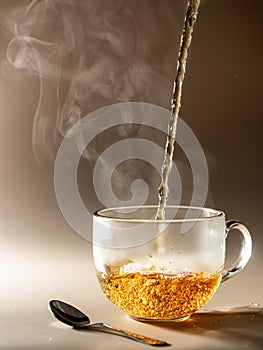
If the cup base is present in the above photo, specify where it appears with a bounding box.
[130,315,191,323]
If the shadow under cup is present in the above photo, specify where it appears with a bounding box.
[92,206,252,322]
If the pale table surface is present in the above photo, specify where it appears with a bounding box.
[1,242,262,350]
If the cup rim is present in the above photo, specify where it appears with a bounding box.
[93,205,225,223]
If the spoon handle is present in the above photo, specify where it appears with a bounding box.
[89,322,170,346]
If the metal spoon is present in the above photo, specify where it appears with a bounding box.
[49,300,170,347]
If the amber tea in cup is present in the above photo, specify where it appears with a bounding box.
[93,206,252,322]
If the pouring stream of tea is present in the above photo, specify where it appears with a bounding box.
[156,0,201,220]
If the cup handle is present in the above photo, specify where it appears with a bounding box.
[221,220,252,283]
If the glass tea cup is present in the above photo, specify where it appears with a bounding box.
[93,205,252,322]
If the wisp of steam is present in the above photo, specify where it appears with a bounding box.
[0,0,186,163]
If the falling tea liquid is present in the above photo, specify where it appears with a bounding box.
[156,0,201,219]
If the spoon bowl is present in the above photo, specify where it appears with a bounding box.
[49,300,90,327]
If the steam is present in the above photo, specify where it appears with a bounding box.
[0,0,186,163]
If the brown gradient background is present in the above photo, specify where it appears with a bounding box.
[0,0,262,338]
